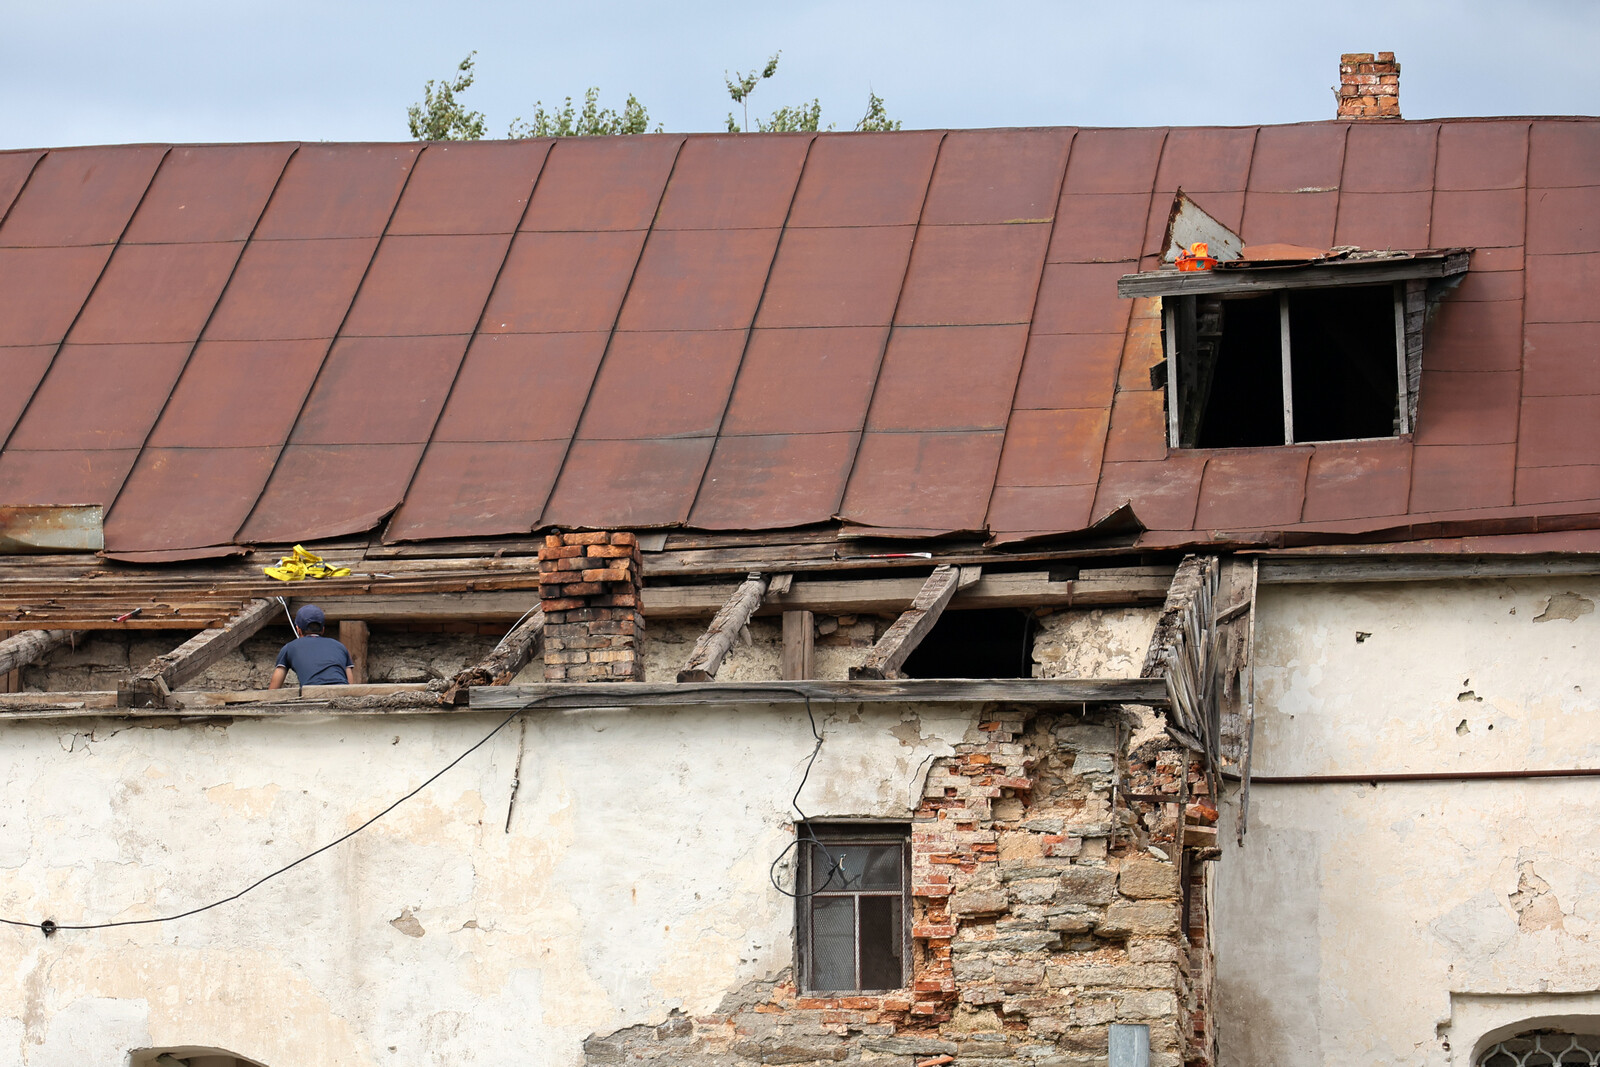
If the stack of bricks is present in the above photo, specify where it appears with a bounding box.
[538,531,644,682]
[1337,52,1401,120]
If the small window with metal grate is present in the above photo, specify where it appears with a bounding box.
[796,824,910,993]
[1479,1030,1600,1066]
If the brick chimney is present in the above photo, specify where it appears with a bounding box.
[539,531,645,681]
[1337,52,1401,120]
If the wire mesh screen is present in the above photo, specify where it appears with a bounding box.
[1480,1032,1600,1066]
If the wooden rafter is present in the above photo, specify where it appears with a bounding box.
[678,573,770,682]
[117,598,278,708]
[849,565,974,680]
[444,606,546,701]
[0,629,72,677]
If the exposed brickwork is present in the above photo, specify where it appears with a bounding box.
[538,531,644,681]
[583,708,1217,1067]
[1337,51,1401,120]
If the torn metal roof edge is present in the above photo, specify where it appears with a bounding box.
[1117,248,1471,297]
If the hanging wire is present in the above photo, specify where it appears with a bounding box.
[767,692,844,900]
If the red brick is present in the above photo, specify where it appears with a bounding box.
[609,531,638,546]
[538,597,584,611]
[564,531,609,545]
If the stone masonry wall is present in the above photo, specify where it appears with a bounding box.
[539,531,645,681]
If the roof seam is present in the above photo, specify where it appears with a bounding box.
[1509,121,1537,508]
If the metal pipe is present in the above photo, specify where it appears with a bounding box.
[1224,767,1600,785]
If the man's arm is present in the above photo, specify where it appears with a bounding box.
[345,666,356,684]
[269,665,288,690]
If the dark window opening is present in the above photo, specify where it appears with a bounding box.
[1287,286,1400,442]
[900,608,1033,679]
[1187,294,1283,448]
[797,825,909,993]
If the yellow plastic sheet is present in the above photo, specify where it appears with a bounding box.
[263,544,352,581]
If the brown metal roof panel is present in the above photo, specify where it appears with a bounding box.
[0,145,165,247]
[66,241,243,345]
[894,223,1051,326]
[384,439,570,541]
[1436,121,1529,191]
[1048,193,1151,263]
[1301,440,1413,522]
[8,342,192,450]
[920,129,1072,225]
[1527,186,1600,255]
[688,432,858,530]
[654,134,810,230]
[147,339,330,448]
[1408,443,1516,512]
[837,430,1004,532]
[1061,128,1166,195]
[1423,299,1524,373]
[1414,371,1521,446]
[432,331,608,443]
[540,437,716,528]
[1141,190,1245,262]
[577,330,748,440]
[1341,122,1439,193]
[103,445,279,552]
[984,483,1096,539]
[1091,456,1206,532]
[0,245,114,346]
[1101,389,1167,463]
[1030,261,1136,336]
[1012,333,1123,412]
[1452,268,1525,303]
[866,324,1029,432]
[122,144,295,244]
[1518,394,1600,470]
[720,326,888,436]
[1247,124,1346,193]
[0,448,139,507]
[1431,188,1526,249]
[786,131,942,228]
[340,233,512,337]
[1516,465,1600,507]
[992,407,1110,486]
[290,335,470,445]
[1117,306,1164,391]
[520,135,683,232]
[1526,253,1600,323]
[252,144,418,240]
[1239,190,1337,248]
[0,151,43,223]
[1194,449,1312,530]
[1528,120,1600,189]
[1523,323,1600,396]
[616,228,782,332]
[202,237,378,341]
[1332,191,1433,251]
[387,140,549,235]
[0,346,55,442]
[753,226,915,328]
[1152,127,1257,193]
[236,442,427,543]
[481,230,648,335]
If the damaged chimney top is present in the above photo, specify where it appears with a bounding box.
[1338,52,1401,120]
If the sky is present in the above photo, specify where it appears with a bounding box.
[4,0,1598,150]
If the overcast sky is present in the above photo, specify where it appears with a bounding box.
[5,0,1597,150]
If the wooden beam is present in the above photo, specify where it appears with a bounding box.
[679,573,769,682]
[339,620,369,684]
[0,629,72,677]
[851,565,961,680]
[445,606,545,698]
[118,598,277,708]
[1257,556,1600,584]
[782,610,815,680]
[1117,251,1469,298]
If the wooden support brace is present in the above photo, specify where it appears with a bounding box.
[340,621,369,684]
[118,598,277,708]
[679,573,769,682]
[445,606,546,701]
[782,610,814,680]
[0,629,72,679]
[850,565,963,680]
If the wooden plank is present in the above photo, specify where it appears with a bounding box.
[782,610,815,680]
[1257,556,1600,584]
[0,629,72,676]
[851,565,961,680]
[340,620,369,684]
[679,573,769,682]
[1116,251,1469,298]
[118,599,277,708]
[446,606,545,697]
[1278,290,1294,444]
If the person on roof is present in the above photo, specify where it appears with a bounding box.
[268,605,355,688]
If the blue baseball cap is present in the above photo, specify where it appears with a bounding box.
[294,605,326,630]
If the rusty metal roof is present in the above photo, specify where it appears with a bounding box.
[1,119,1597,557]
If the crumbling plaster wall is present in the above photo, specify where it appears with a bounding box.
[1213,577,1600,1067]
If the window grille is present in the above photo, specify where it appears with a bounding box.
[1479,1031,1600,1066]
[796,825,909,993]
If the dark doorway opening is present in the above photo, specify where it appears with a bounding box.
[901,608,1034,679]
[1288,285,1400,442]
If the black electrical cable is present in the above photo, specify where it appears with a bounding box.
[767,692,845,900]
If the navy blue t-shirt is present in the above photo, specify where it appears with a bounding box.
[275,635,354,685]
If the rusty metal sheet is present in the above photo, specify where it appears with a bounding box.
[688,432,859,530]
[1332,191,1432,250]
[722,326,887,436]
[787,131,941,228]
[522,135,683,231]
[993,407,1110,486]
[868,325,1029,432]
[1031,262,1136,336]
[481,230,647,334]
[1529,121,1600,189]
[837,430,1004,532]
[654,134,810,230]
[617,228,781,332]
[1013,333,1123,412]
[0,245,113,346]
[103,446,279,552]
[0,145,165,247]
[8,343,191,450]
[0,505,103,553]
[985,484,1096,539]
[1518,395,1600,470]
[1342,122,1439,194]
[1239,190,1338,248]
[67,241,243,344]
[1062,128,1166,195]
[433,332,608,442]
[1194,450,1312,530]
[0,448,139,507]
[148,339,329,447]
[895,224,1051,326]
[236,442,427,543]
[1432,188,1526,249]
[253,144,418,239]
[341,233,512,337]
[1302,441,1413,522]
[123,144,295,244]
[384,439,570,542]
[1527,185,1600,254]
[540,437,716,529]
[1415,370,1521,446]
[1527,253,1600,323]
[754,226,915,328]
[1143,190,1244,261]
[577,330,747,440]
[1048,193,1151,264]
[104,544,245,562]
[1409,443,1516,512]
[1524,323,1599,395]
[290,335,468,445]
[1453,267,1526,303]
[1437,121,1529,191]
[0,151,43,223]
[1247,124,1347,193]
[0,346,56,441]
[921,129,1072,225]
[1517,465,1600,507]
[1092,456,1206,532]
[388,140,549,235]
[203,237,378,341]
[1100,389,1167,463]
[1153,127,1257,194]
[1424,300,1524,373]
